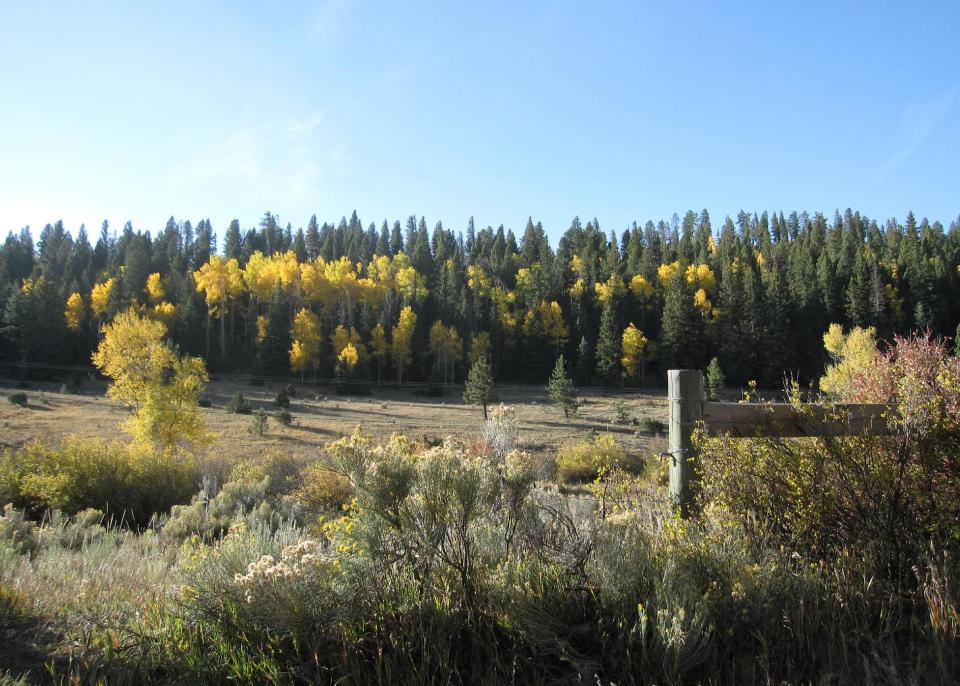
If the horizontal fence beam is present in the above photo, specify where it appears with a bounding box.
[701,401,892,438]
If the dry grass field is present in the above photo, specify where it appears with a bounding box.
[0,377,668,464]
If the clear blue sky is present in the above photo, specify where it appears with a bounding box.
[1,1,958,245]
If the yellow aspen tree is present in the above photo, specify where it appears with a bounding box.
[819,324,878,398]
[370,323,389,383]
[91,308,210,450]
[540,300,569,355]
[290,307,321,380]
[331,324,350,360]
[145,272,165,304]
[151,301,177,323]
[336,342,359,377]
[90,277,115,327]
[391,306,417,385]
[629,275,654,302]
[194,255,245,360]
[657,261,681,289]
[621,323,648,384]
[429,320,461,384]
[256,315,268,345]
[468,331,491,366]
[64,292,85,332]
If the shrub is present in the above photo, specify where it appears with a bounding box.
[283,383,297,398]
[7,392,27,407]
[638,417,666,434]
[162,461,302,542]
[482,404,518,459]
[0,504,37,555]
[0,438,197,524]
[294,463,354,518]
[197,396,212,408]
[556,434,631,484]
[699,333,960,589]
[273,389,290,408]
[225,392,250,414]
[249,409,268,435]
[614,397,631,424]
[272,409,293,427]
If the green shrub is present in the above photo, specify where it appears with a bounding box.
[699,333,960,589]
[638,417,666,434]
[0,504,37,555]
[272,409,292,426]
[282,383,297,398]
[0,439,197,524]
[197,396,212,408]
[225,392,250,414]
[162,461,302,542]
[614,397,631,424]
[556,434,631,484]
[249,409,268,436]
[273,389,290,408]
[7,392,27,407]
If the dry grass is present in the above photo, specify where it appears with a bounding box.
[0,379,668,464]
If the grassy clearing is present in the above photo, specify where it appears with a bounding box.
[0,378,668,464]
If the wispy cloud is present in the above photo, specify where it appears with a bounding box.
[310,0,353,42]
[873,86,957,183]
[287,110,326,137]
[164,109,349,208]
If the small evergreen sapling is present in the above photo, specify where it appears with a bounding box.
[547,355,578,418]
[706,357,725,401]
[464,354,496,419]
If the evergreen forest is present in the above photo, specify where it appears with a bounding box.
[2,208,959,387]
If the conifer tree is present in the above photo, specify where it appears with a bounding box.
[595,299,620,383]
[464,354,496,419]
[661,270,705,370]
[706,357,725,400]
[547,354,578,418]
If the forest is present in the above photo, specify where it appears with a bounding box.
[2,208,959,388]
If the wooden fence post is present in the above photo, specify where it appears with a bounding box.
[668,369,703,517]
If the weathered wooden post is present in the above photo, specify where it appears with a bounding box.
[668,369,703,517]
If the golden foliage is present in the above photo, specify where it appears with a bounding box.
[90,278,115,317]
[64,292,85,332]
[91,308,210,449]
[819,323,878,398]
[620,323,648,379]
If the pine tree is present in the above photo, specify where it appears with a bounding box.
[706,357,724,400]
[595,299,620,383]
[464,354,496,419]
[547,354,578,417]
[661,270,705,370]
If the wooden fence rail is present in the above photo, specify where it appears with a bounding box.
[667,369,892,516]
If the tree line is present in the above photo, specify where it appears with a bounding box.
[2,208,959,388]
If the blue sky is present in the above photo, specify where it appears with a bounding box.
[1,1,958,244]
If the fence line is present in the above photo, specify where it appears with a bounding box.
[667,369,892,517]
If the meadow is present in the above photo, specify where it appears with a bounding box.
[1,333,959,684]
[0,378,667,466]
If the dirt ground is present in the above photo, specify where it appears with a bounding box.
[0,377,669,463]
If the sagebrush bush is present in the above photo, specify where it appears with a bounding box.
[0,504,37,555]
[162,458,303,542]
[0,438,197,524]
[556,433,632,484]
[7,392,27,407]
[225,392,250,414]
[294,463,353,519]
